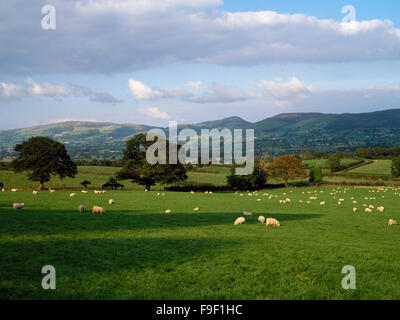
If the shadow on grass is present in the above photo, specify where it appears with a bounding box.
[0,208,322,235]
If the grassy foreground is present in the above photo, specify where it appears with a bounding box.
[1,187,400,299]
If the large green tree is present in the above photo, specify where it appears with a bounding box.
[326,155,341,173]
[227,156,268,190]
[309,167,323,185]
[10,136,77,190]
[117,133,187,190]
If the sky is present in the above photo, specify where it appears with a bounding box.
[0,0,400,129]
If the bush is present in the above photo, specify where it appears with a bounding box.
[165,182,231,192]
[309,167,323,185]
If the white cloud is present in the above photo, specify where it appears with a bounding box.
[1,1,400,74]
[0,78,122,103]
[128,78,167,100]
[257,77,314,106]
[138,107,171,120]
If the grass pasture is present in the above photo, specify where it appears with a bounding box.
[347,160,392,175]
[1,186,400,299]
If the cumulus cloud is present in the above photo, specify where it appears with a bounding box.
[1,1,400,74]
[257,77,314,106]
[0,78,122,103]
[128,77,259,103]
[138,107,171,120]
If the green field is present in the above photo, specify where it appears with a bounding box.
[1,186,400,299]
[0,166,231,190]
[303,158,362,169]
[347,160,392,175]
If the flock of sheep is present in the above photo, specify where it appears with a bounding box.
[6,186,399,227]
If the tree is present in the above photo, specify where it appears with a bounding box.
[117,133,187,190]
[227,157,268,190]
[326,155,341,173]
[392,158,400,178]
[314,150,327,159]
[10,137,77,190]
[309,167,323,185]
[102,177,124,190]
[80,180,91,189]
[0,182,4,189]
[269,155,307,187]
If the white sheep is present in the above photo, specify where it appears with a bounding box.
[78,205,85,213]
[13,203,24,210]
[81,190,88,194]
[388,219,398,226]
[242,211,252,216]
[32,191,38,196]
[353,207,358,213]
[108,199,115,205]
[193,207,199,211]
[92,206,105,215]
[49,189,55,193]
[258,216,266,224]
[11,189,18,192]
[320,201,326,206]
[165,209,172,214]
[377,206,385,212]
[365,208,373,213]
[69,193,76,198]
[1,188,4,192]
[266,218,280,227]
[234,217,246,225]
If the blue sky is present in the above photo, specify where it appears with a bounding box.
[0,0,400,129]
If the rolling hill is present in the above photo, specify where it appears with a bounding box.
[1,109,400,159]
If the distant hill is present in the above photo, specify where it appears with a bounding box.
[1,109,400,159]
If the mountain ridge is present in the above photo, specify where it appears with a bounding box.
[1,109,400,159]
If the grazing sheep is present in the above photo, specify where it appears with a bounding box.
[108,199,115,205]
[69,193,76,198]
[92,206,105,215]
[320,201,326,206]
[190,191,195,194]
[13,203,24,210]
[377,206,385,212]
[353,207,358,213]
[242,211,252,216]
[165,209,172,214]
[1,188,4,192]
[32,191,38,195]
[81,190,88,194]
[369,205,375,209]
[258,216,266,224]
[78,205,85,213]
[266,218,280,227]
[193,207,199,211]
[388,219,398,226]
[11,189,18,192]
[365,208,373,213]
[49,189,55,193]
[234,217,246,225]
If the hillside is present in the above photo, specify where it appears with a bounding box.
[1,109,400,159]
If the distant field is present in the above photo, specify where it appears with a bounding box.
[347,160,392,175]
[0,165,231,190]
[1,187,400,299]
[303,159,360,169]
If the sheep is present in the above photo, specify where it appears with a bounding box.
[365,208,373,213]
[353,207,358,213]
[81,190,88,194]
[69,193,76,198]
[320,201,326,206]
[32,191,38,196]
[388,219,398,226]
[377,206,385,212]
[11,189,18,192]
[266,218,280,227]
[92,206,105,215]
[369,205,375,209]
[49,189,55,193]
[193,207,199,211]
[242,211,252,216]
[109,199,115,205]
[190,191,195,194]
[78,205,85,213]
[258,216,266,224]
[165,209,172,214]
[13,203,24,210]
[234,217,246,225]
[1,188,4,192]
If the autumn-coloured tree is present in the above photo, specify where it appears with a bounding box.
[269,155,307,187]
